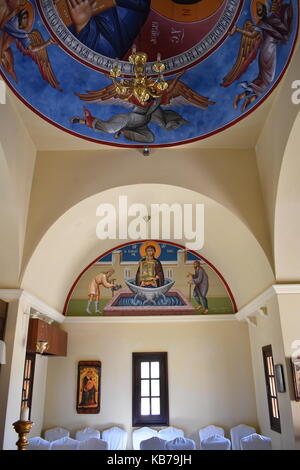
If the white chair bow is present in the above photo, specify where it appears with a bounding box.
[79,438,108,450]
[240,433,272,450]
[166,437,196,450]
[132,427,158,450]
[50,436,79,450]
[158,427,184,441]
[230,424,256,450]
[75,427,100,442]
[44,427,70,442]
[28,437,51,450]
[140,437,167,450]
[200,435,231,450]
[102,426,127,450]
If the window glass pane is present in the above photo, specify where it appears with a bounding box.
[141,362,150,379]
[141,380,150,397]
[141,398,150,415]
[269,377,275,396]
[269,358,274,376]
[151,398,160,415]
[151,362,160,379]
[151,379,160,397]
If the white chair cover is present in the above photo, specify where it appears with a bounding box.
[28,437,51,450]
[75,427,100,442]
[166,437,196,450]
[140,437,167,450]
[158,427,184,441]
[132,427,158,450]
[102,426,127,450]
[201,435,231,450]
[50,437,79,450]
[240,433,272,450]
[230,424,256,450]
[44,427,70,442]
[199,425,224,449]
[79,438,108,450]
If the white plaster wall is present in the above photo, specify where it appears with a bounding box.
[248,295,295,450]
[43,319,257,449]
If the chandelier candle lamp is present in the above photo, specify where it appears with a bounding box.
[110,46,168,106]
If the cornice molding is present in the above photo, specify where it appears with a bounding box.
[0,289,64,324]
[64,314,237,324]
[235,284,300,322]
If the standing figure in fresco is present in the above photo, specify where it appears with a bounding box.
[136,244,164,287]
[86,269,116,314]
[222,0,294,111]
[0,0,61,89]
[187,260,209,313]
[64,0,151,59]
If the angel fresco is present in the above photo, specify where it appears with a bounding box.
[221,0,293,111]
[71,72,215,143]
[0,0,61,90]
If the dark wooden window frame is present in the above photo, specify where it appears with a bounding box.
[21,353,36,420]
[262,345,281,433]
[0,300,8,374]
[132,352,169,427]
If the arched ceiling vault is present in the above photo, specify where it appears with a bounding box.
[21,184,275,312]
[21,147,273,278]
[274,110,300,280]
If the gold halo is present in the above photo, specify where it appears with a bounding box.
[251,0,267,24]
[18,1,35,32]
[140,241,161,258]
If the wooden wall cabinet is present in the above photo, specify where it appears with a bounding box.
[27,319,67,356]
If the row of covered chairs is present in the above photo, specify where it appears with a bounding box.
[28,424,272,451]
[198,424,272,450]
[29,426,127,450]
[136,424,272,450]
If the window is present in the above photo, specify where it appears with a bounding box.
[132,352,169,426]
[262,345,281,433]
[0,300,8,374]
[21,353,36,419]
[166,269,173,279]
[124,268,131,279]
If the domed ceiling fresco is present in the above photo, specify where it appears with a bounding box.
[0,0,298,147]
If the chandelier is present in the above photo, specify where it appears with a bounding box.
[109,47,169,106]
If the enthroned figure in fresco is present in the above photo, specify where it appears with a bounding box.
[187,260,209,313]
[136,244,164,288]
[65,0,151,59]
[86,269,116,314]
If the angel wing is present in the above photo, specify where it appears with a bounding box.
[161,78,215,110]
[221,21,262,88]
[75,83,133,109]
[0,0,17,29]
[16,30,61,91]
